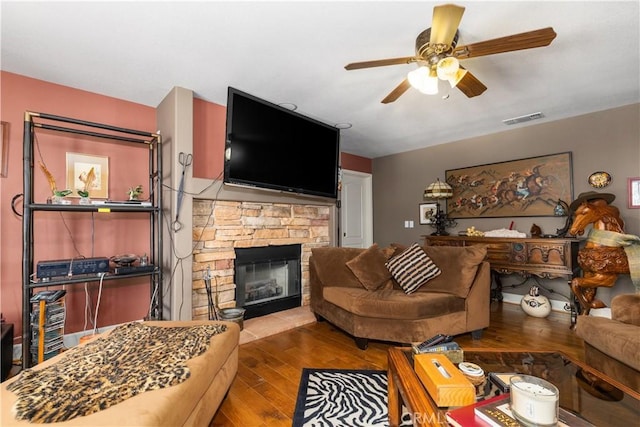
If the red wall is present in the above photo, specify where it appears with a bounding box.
[193,98,226,179]
[341,152,372,173]
[1,72,157,340]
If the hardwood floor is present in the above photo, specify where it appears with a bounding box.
[210,302,585,426]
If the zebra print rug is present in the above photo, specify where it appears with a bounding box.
[293,368,412,427]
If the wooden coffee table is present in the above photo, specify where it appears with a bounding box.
[387,347,640,427]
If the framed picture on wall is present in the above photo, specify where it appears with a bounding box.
[419,203,438,225]
[66,152,109,199]
[629,177,640,209]
[1,121,8,178]
[445,152,573,218]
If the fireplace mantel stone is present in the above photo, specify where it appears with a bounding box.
[191,200,330,320]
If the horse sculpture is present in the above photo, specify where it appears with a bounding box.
[569,195,630,314]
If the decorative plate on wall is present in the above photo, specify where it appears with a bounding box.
[588,171,612,188]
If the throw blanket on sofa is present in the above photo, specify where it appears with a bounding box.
[7,322,227,423]
[588,229,640,289]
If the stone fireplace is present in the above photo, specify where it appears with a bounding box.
[191,200,330,320]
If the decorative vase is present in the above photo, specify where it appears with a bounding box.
[79,196,91,205]
[51,195,71,205]
[521,286,551,318]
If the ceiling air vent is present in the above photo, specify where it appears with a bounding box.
[502,112,545,126]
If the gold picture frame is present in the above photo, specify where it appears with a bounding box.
[629,177,640,209]
[1,121,8,178]
[445,152,573,218]
[66,152,109,199]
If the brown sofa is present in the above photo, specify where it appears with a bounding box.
[1,320,240,426]
[309,243,491,349]
[574,293,640,391]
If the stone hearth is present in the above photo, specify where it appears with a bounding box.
[191,200,330,320]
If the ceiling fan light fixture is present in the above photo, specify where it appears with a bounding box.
[436,57,460,80]
[448,68,468,88]
[423,75,439,95]
[407,66,439,95]
[344,2,557,105]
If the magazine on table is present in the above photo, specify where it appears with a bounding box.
[473,394,595,427]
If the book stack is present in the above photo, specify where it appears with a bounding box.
[445,394,509,427]
[412,341,463,363]
[473,394,520,427]
[446,392,596,427]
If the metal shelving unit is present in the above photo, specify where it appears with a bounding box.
[21,111,163,368]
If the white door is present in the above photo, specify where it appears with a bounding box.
[340,170,373,248]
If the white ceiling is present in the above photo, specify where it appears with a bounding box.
[2,1,639,159]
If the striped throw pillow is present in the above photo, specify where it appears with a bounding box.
[385,243,441,294]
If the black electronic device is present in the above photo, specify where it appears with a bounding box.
[224,87,340,199]
[1,323,14,381]
[112,264,156,275]
[414,334,453,352]
[36,257,110,279]
[488,372,518,393]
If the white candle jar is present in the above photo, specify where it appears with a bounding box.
[509,374,559,426]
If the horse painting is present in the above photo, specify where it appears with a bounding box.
[569,198,629,314]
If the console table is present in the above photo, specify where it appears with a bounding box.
[422,235,581,322]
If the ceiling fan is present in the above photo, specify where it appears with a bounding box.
[345,4,556,103]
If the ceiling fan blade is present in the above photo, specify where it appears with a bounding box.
[452,27,557,59]
[429,4,465,48]
[456,69,487,98]
[381,79,411,104]
[345,56,416,70]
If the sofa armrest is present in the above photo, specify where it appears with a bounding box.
[464,261,491,330]
[309,257,326,309]
[576,314,640,372]
[611,294,640,327]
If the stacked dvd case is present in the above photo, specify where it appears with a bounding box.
[30,298,65,363]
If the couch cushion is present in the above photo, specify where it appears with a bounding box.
[420,245,487,298]
[390,242,408,256]
[346,244,395,291]
[385,243,441,294]
[323,286,465,320]
[311,247,367,289]
[611,294,640,326]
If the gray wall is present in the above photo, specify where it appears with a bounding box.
[372,103,640,304]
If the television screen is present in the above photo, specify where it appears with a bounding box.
[224,87,340,199]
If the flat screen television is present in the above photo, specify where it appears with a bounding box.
[224,87,340,199]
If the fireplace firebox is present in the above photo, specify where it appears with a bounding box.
[234,244,301,319]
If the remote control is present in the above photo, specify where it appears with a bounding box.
[416,334,453,352]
